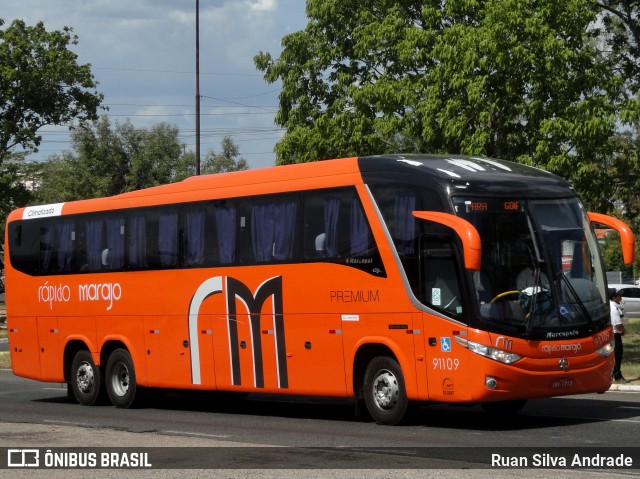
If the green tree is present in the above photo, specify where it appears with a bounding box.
[0,152,37,239]
[201,136,249,174]
[598,1,640,96]
[119,121,183,191]
[0,19,103,162]
[255,0,618,206]
[36,117,188,202]
[600,231,640,281]
[595,1,640,227]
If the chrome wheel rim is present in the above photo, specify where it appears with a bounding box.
[371,369,399,410]
[110,362,130,397]
[76,362,95,393]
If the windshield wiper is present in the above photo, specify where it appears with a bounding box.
[556,272,595,333]
[524,266,544,336]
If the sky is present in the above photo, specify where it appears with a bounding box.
[2,0,308,169]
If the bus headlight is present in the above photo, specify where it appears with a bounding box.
[596,340,615,357]
[454,336,522,364]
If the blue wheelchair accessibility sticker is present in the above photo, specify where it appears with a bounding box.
[440,337,451,353]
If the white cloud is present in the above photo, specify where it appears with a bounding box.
[2,0,306,169]
[246,0,278,12]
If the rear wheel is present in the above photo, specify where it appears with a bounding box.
[71,350,103,406]
[363,356,408,425]
[105,349,138,408]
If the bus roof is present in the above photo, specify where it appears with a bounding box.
[358,154,574,198]
[8,154,575,221]
[9,157,362,220]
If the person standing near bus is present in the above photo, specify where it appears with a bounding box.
[610,289,628,383]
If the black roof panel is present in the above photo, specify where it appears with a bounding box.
[358,154,574,198]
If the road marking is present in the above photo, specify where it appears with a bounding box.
[162,430,231,439]
[44,419,99,428]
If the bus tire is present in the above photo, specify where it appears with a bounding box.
[363,356,408,425]
[71,350,103,406]
[105,349,138,408]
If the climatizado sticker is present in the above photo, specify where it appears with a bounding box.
[22,203,64,219]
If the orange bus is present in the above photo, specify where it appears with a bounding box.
[4,154,635,425]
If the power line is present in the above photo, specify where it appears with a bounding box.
[104,112,277,117]
[104,103,278,108]
[93,66,262,77]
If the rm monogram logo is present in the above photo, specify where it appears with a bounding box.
[187,276,288,389]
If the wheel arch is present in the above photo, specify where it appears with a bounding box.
[352,342,399,400]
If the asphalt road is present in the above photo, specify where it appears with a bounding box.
[0,370,639,478]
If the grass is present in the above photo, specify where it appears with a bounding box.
[0,303,7,368]
[0,352,9,369]
[621,318,640,381]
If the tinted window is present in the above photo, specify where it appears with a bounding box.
[369,184,447,257]
[9,221,42,275]
[620,288,640,299]
[7,188,384,276]
[77,215,125,272]
[239,195,300,263]
[40,220,76,274]
[303,189,375,259]
[302,188,385,276]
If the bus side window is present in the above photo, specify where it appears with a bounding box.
[105,217,125,270]
[420,236,464,317]
[39,222,54,274]
[214,201,237,265]
[303,193,329,259]
[181,207,207,267]
[8,221,40,275]
[142,209,178,269]
[240,195,300,264]
[57,221,75,274]
[303,188,376,260]
[78,215,124,272]
[127,214,147,269]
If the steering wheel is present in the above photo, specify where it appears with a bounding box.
[490,290,520,303]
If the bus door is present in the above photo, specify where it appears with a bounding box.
[279,312,346,396]
[144,315,193,388]
[418,235,471,402]
[9,316,40,379]
[37,316,63,381]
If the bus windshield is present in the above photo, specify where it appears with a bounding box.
[453,197,609,339]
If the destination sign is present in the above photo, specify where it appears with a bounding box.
[458,199,524,213]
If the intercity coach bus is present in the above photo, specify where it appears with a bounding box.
[4,154,635,425]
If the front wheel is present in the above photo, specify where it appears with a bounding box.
[70,350,103,406]
[363,356,408,425]
[105,349,138,408]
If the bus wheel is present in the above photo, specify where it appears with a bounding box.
[481,399,527,415]
[363,356,408,425]
[71,350,103,406]
[106,349,137,408]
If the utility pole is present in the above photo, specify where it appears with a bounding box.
[195,0,201,175]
